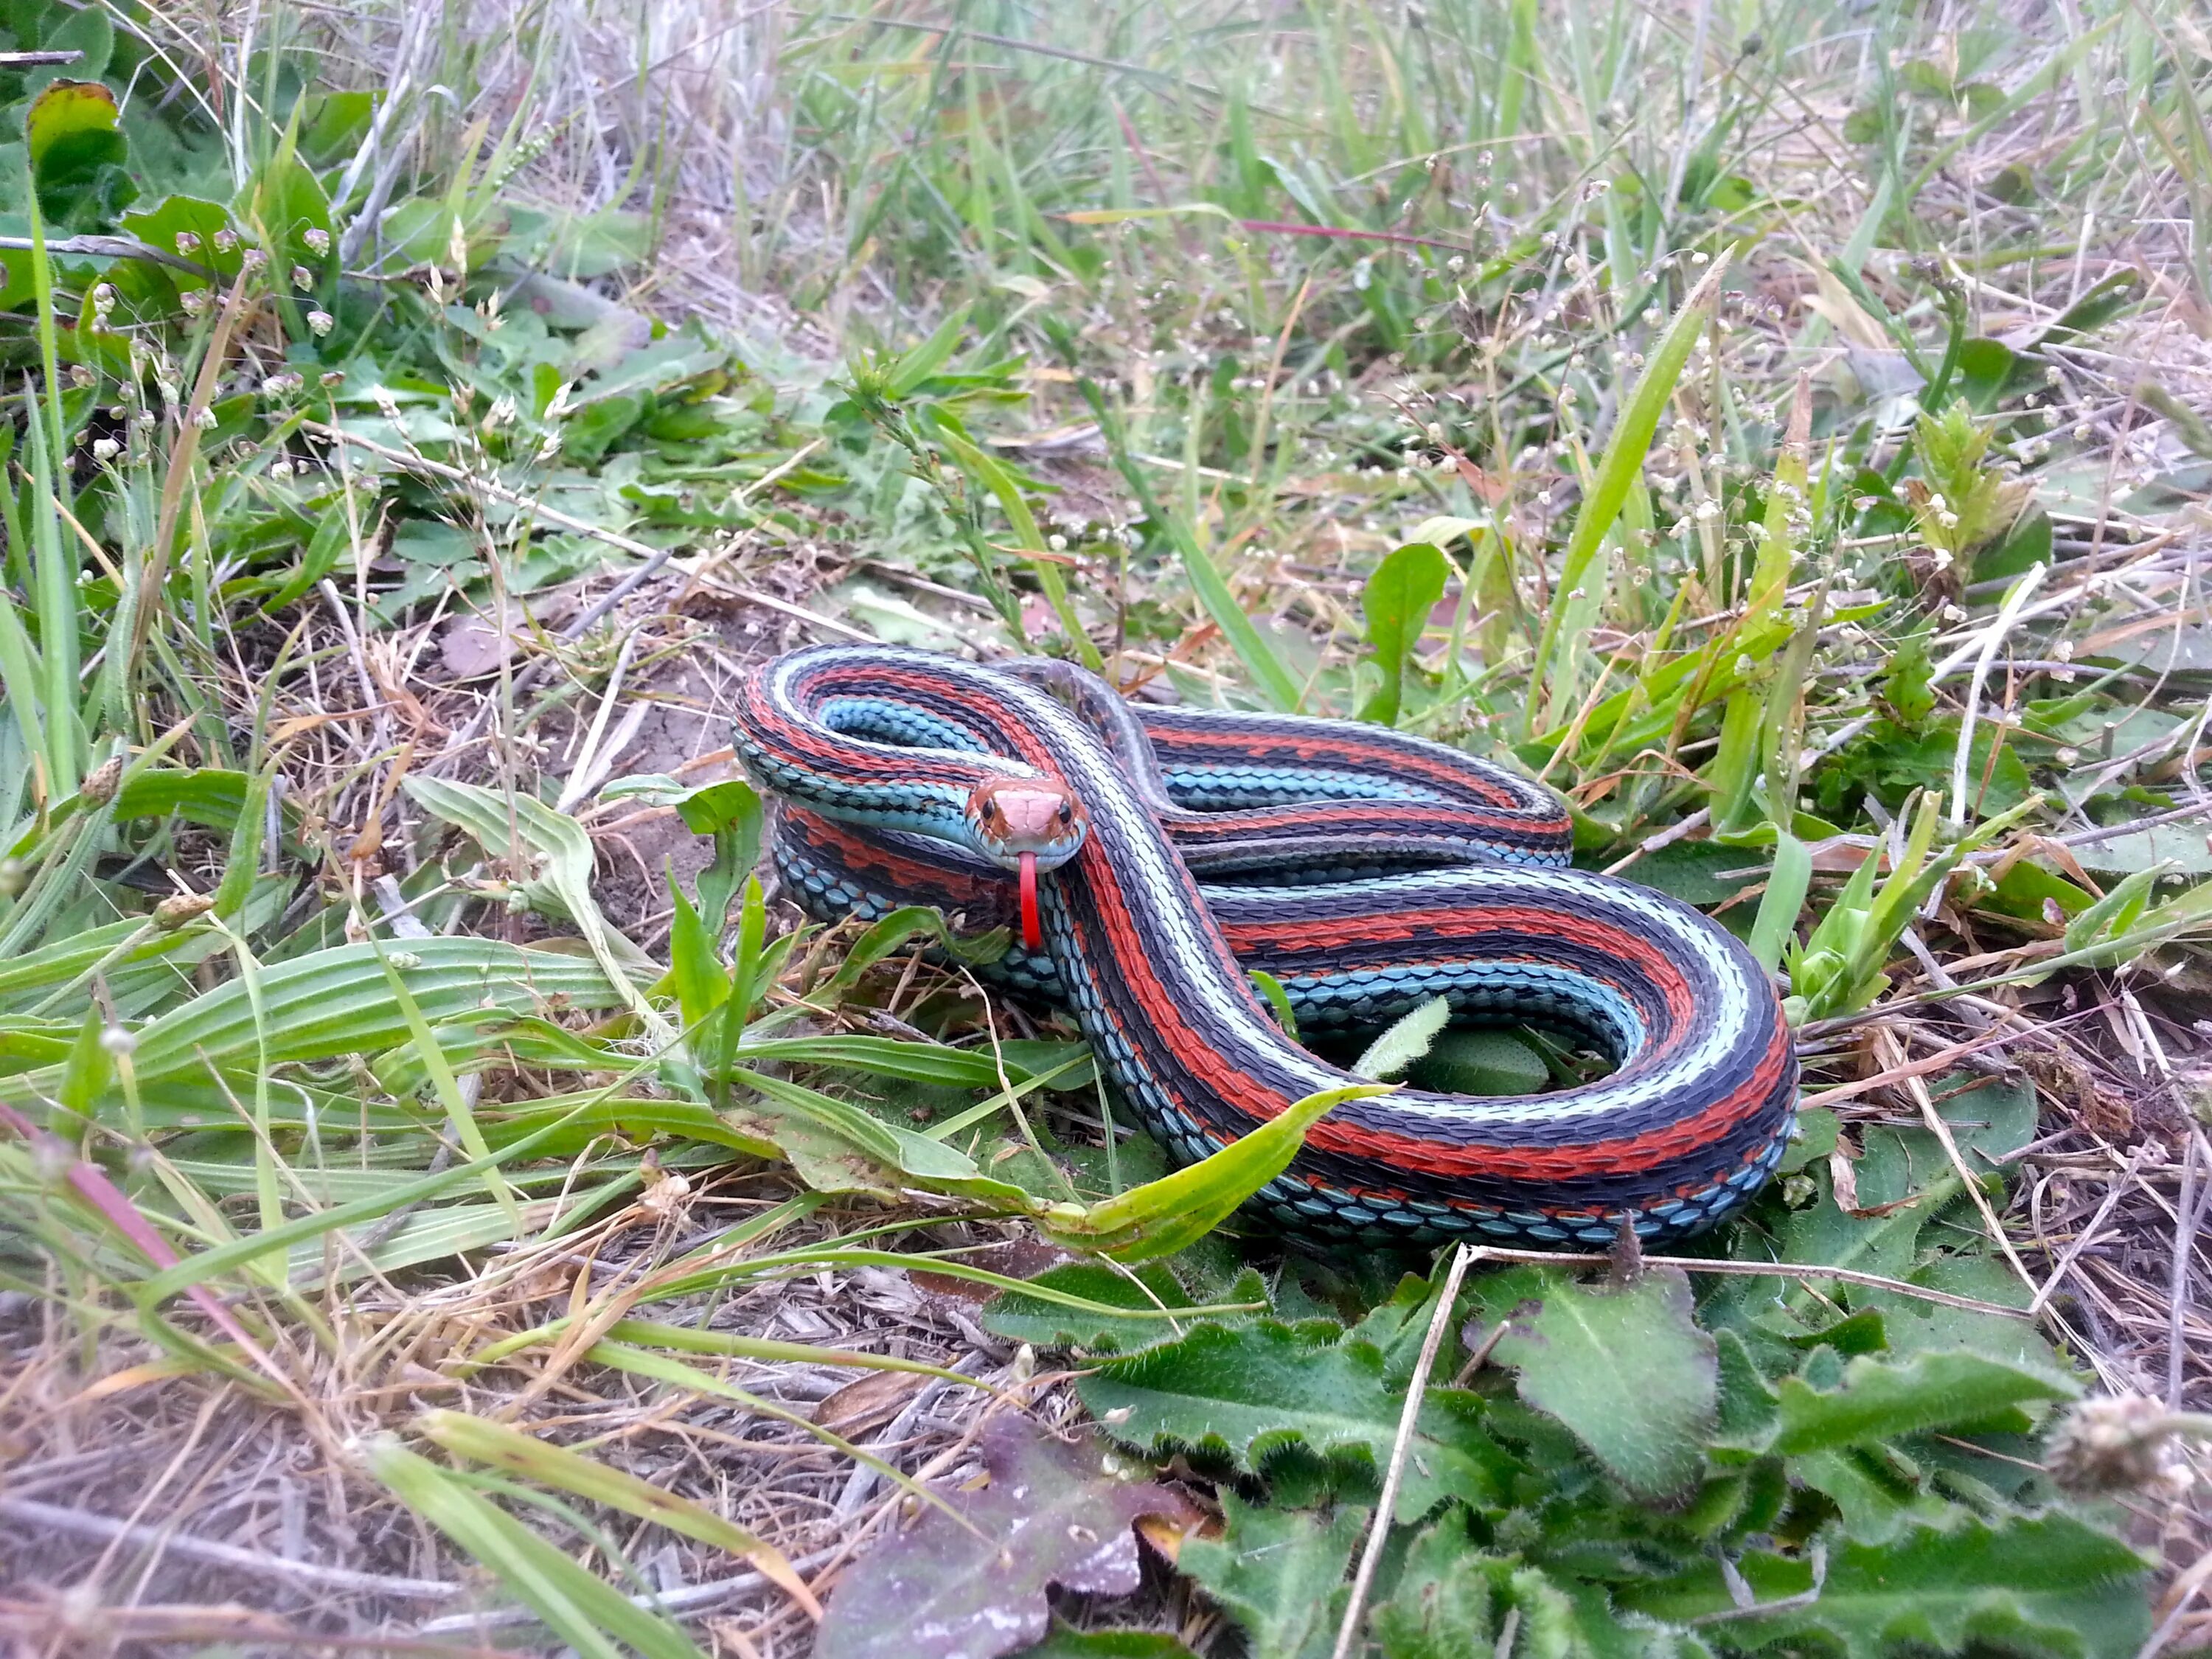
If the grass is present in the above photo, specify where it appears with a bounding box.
[3,1,2212,1654]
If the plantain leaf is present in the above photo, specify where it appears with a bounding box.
[1038,1084,1388,1262]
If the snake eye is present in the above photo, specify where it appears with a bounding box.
[1057,801,1074,825]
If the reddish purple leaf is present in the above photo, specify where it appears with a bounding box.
[817,1416,1197,1659]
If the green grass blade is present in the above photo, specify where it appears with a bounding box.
[366,1438,709,1659]
[1524,254,1731,737]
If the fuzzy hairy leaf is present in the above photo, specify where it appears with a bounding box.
[1769,1350,2079,1456]
[1487,1267,1717,1498]
[1369,1517,1589,1659]
[1623,1513,2150,1659]
[1178,1493,1363,1659]
[1080,1321,1514,1522]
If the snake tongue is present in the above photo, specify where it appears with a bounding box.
[1018,852,1041,950]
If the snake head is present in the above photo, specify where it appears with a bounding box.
[964,776,1088,872]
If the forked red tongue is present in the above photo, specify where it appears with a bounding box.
[1018,852,1041,950]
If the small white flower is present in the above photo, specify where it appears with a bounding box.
[192,406,217,429]
[1047,533,1067,552]
[306,309,335,337]
[2055,639,2074,662]
[292,264,314,291]
[175,230,201,254]
[91,437,119,461]
[1695,498,1721,522]
[303,226,331,256]
[99,1025,136,1057]
[212,229,238,252]
[179,290,208,317]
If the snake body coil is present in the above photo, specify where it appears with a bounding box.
[732,644,1797,1248]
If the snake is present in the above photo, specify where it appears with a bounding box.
[730,644,1798,1248]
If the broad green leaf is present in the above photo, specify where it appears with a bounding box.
[825,904,1009,993]
[1620,1513,2150,1659]
[1408,1029,1550,1097]
[26,81,129,230]
[1788,1445,1963,1545]
[403,776,662,1032]
[1081,1320,1513,1522]
[674,776,763,930]
[1486,1267,1717,1498]
[118,196,240,295]
[1358,541,1448,725]
[1750,830,1812,973]
[886,302,973,396]
[1770,1350,2078,1456]
[110,939,621,1083]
